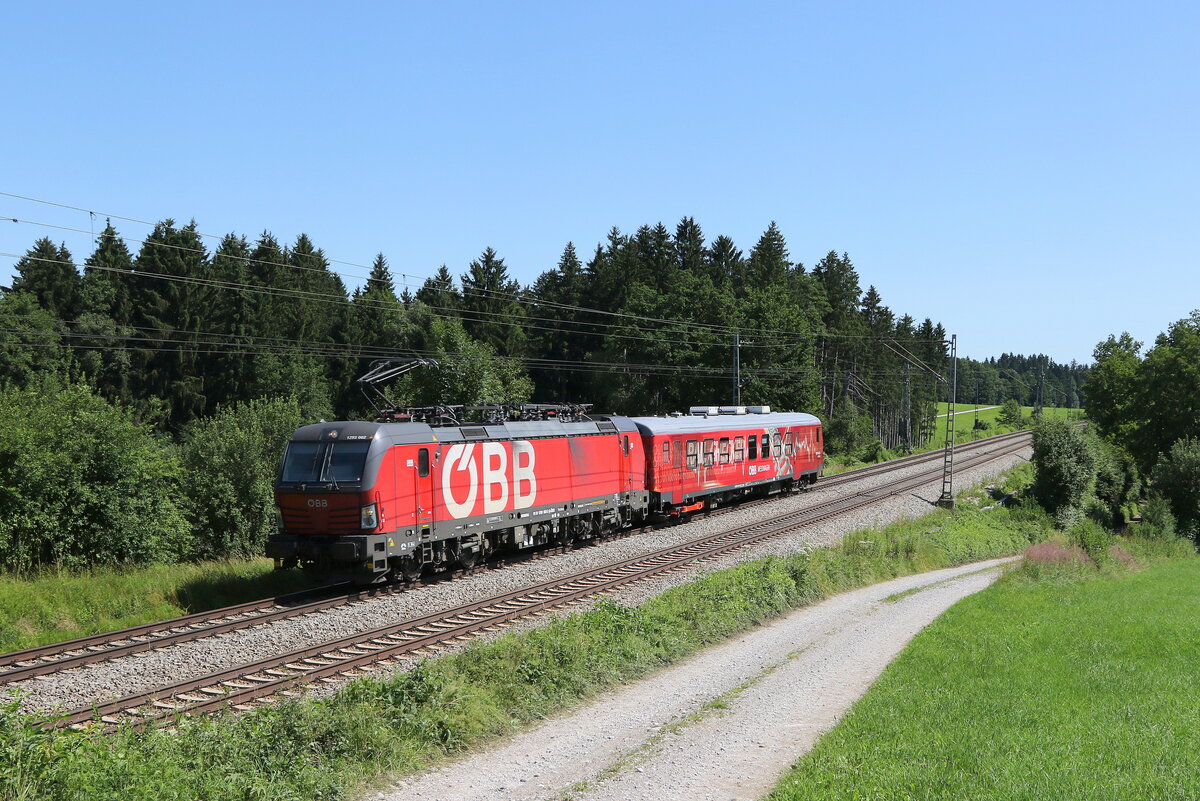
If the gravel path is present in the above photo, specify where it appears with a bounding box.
[12,441,1029,715]
[369,557,1016,801]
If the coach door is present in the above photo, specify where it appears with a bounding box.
[414,446,433,528]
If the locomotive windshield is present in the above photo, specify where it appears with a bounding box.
[280,440,372,484]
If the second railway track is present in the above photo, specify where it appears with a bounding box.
[44,432,1031,731]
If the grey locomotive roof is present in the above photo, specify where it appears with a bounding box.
[289,415,638,446]
[289,420,433,444]
[629,412,821,436]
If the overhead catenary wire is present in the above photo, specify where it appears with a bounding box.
[1,324,925,383]
[2,248,950,367]
[1,193,955,344]
[0,249,798,352]
[0,225,822,351]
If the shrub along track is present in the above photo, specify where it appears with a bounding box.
[0,429,1026,689]
[45,431,1031,731]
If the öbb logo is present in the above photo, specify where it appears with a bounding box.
[440,441,537,519]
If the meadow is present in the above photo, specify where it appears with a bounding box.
[768,543,1198,800]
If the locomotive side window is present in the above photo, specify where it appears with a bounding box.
[734,437,745,463]
[719,437,731,465]
[703,439,715,467]
[662,442,670,462]
[418,448,430,477]
[748,435,758,460]
[762,434,771,458]
[672,440,683,468]
[784,432,794,456]
[686,440,698,469]
[623,436,631,456]
[772,433,781,453]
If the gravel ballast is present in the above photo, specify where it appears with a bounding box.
[13,442,1030,715]
[371,557,1017,801]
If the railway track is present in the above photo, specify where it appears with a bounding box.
[0,430,1027,691]
[47,431,1031,731]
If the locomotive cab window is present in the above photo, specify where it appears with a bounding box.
[762,434,771,458]
[418,448,430,478]
[748,436,758,460]
[734,437,745,463]
[686,440,698,469]
[623,436,631,456]
[281,440,371,484]
[719,437,731,465]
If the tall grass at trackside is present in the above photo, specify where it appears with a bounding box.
[0,560,318,654]
[766,539,1198,801]
[0,467,1052,801]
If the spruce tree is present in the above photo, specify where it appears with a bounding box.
[460,247,528,357]
[80,222,133,325]
[707,235,743,286]
[415,265,461,311]
[127,220,211,427]
[529,242,589,401]
[11,238,81,320]
[746,222,791,289]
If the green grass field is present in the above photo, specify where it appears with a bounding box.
[0,559,318,653]
[930,402,1084,446]
[767,556,1200,801]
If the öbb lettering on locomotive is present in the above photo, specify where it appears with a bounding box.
[267,406,823,584]
[440,441,538,518]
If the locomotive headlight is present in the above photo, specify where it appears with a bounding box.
[360,502,379,530]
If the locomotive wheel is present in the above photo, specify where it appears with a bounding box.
[398,556,422,582]
[453,538,480,569]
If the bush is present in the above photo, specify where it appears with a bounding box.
[0,384,190,570]
[1032,418,1095,522]
[1150,437,1200,541]
[1137,496,1178,541]
[180,397,307,559]
[857,439,893,463]
[998,399,1023,427]
[824,396,874,456]
[1071,519,1112,559]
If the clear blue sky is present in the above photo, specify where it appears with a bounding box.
[3,1,1196,364]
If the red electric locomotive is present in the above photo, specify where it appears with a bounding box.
[267,405,648,584]
[632,406,823,515]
